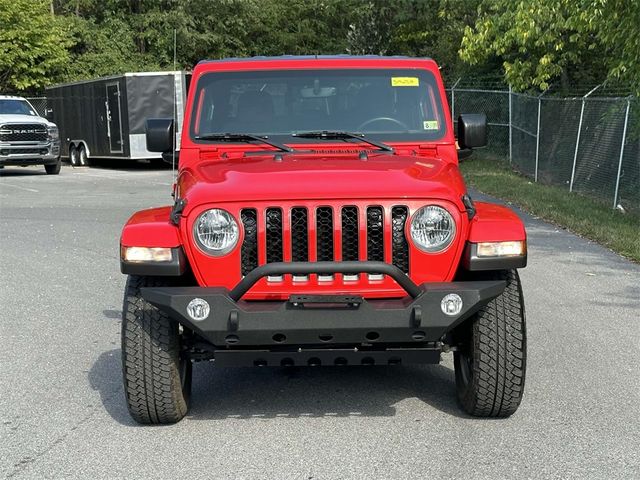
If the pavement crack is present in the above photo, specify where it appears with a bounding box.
[6,390,121,479]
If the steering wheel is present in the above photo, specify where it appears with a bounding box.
[357,117,409,131]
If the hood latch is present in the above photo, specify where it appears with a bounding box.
[170,198,187,225]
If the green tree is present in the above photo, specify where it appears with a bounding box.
[346,0,482,79]
[0,0,72,92]
[460,0,640,93]
[591,0,640,92]
[388,0,484,79]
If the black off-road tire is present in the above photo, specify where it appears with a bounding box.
[454,269,526,417]
[45,159,61,175]
[121,275,192,424]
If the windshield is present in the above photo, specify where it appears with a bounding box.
[0,99,37,116]
[190,69,447,143]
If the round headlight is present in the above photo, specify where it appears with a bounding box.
[410,205,456,253]
[193,208,239,256]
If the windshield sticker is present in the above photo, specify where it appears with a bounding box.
[391,77,419,87]
[423,120,439,130]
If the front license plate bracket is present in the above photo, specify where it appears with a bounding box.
[288,294,363,309]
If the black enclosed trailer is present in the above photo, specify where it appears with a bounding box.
[46,71,189,165]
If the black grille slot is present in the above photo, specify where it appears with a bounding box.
[367,206,384,262]
[240,209,258,275]
[291,207,308,262]
[0,148,47,155]
[391,206,409,273]
[265,208,283,263]
[0,123,48,142]
[341,206,359,261]
[316,207,334,261]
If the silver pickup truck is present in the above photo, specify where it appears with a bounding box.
[0,95,61,174]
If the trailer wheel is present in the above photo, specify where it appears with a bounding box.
[69,145,79,166]
[78,144,90,166]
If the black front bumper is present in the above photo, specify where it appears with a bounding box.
[0,141,60,165]
[140,262,505,365]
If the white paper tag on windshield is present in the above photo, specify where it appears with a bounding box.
[423,120,439,130]
[391,77,419,87]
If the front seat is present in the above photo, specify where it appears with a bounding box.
[229,90,276,133]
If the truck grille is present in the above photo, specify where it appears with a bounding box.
[0,123,48,142]
[0,148,48,155]
[240,205,410,276]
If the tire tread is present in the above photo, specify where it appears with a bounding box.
[455,269,526,417]
[121,275,190,424]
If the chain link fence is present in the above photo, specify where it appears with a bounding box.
[22,91,640,211]
[449,85,640,212]
[25,97,49,117]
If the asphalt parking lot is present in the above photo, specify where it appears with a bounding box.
[1,163,639,479]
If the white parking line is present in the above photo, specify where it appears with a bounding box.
[0,182,39,193]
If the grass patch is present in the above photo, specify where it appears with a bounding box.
[460,154,640,262]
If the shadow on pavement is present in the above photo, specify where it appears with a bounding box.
[89,348,468,425]
[78,157,170,171]
[0,167,47,176]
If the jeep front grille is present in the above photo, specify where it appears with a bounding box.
[391,206,410,273]
[291,207,309,263]
[265,208,283,264]
[366,206,385,262]
[240,209,258,276]
[315,207,334,262]
[0,123,48,143]
[341,206,359,262]
[240,204,410,275]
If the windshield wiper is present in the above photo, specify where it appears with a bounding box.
[194,133,294,153]
[291,130,394,153]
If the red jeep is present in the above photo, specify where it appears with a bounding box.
[120,56,527,424]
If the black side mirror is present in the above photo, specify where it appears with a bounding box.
[145,118,174,152]
[457,114,487,149]
[44,108,53,121]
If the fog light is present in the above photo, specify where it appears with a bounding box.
[122,246,172,262]
[441,294,463,316]
[187,298,210,321]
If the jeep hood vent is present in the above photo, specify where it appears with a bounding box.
[311,148,363,154]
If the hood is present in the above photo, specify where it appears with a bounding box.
[0,114,52,126]
[179,153,467,214]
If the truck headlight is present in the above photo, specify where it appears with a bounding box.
[410,205,456,252]
[193,208,239,256]
[47,125,59,140]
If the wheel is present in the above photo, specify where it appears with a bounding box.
[357,117,409,131]
[78,144,89,166]
[44,159,61,175]
[69,144,79,166]
[453,269,526,417]
[121,275,192,424]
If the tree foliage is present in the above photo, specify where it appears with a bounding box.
[460,0,640,94]
[0,0,638,95]
[0,0,72,91]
